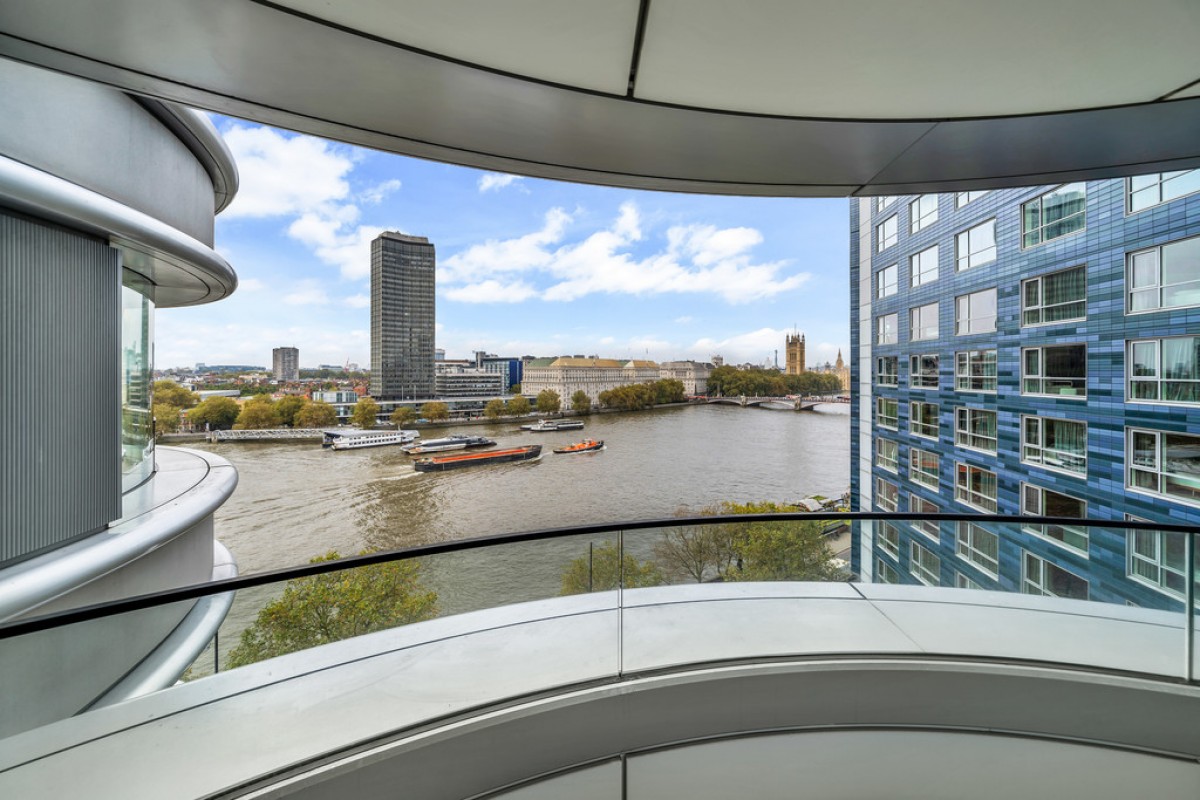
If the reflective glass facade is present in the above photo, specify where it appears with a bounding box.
[121,269,154,491]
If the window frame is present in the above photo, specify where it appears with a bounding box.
[1020,483,1088,555]
[909,400,939,440]
[909,447,939,490]
[875,477,899,513]
[876,438,899,473]
[875,263,898,299]
[909,194,938,233]
[910,245,939,288]
[1127,427,1200,508]
[1022,551,1089,600]
[876,557,900,584]
[876,313,898,345]
[1020,415,1087,476]
[876,214,898,252]
[876,397,899,430]
[956,190,987,209]
[954,349,997,393]
[955,520,1000,578]
[878,522,900,558]
[909,495,939,540]
[1125,515,1189,600]
[956,572,984,590]
[1126,170,1200,214]
[954,287,998,335]
[909,353,939,389]
[954,407,997,454]
[875,355,899,387]
[1021,183,1087,249]
[1127,337,1200,406]
[909,540,941,586]
[1021,344,1086,399]
[1021,265,1087,327]
[954,218,997,272]
[955,462,998,513]
[876,195,897,213]
[1127,236,1200,315]
[909,302,939,342]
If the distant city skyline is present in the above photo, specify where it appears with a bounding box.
[156,115,850,370]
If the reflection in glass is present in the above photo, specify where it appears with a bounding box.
[121,270,154,491]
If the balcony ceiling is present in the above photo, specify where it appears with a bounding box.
[2,0,1200,196]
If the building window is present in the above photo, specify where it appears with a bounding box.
[955,521,999,577]
[910,541,941,586]
[877,313,898,345]
[1127,235,1200,313]
[955,349,997,392]
[910,303,939,341]
[1127,517,1189,598]
[876,263,898,298]
[954,408,997,453]
[956,190,987,208]
[910,354,938,389]
[1128,170,1200,213]
[876,477,899,512]
[879,522,900,558]
[1022,552,1088,600]
[1128,428,1200,506]
[1022,416,1087,475]
[876,558,900,584]
[877,214,898,251]
[1022,344,1085,398]
[1021,183,1086,248]
[876,195,897,212]
[910,245,939,287]
[955,288,997,335]
[956,572,984,590]
[876,438,899,472]
[955,219,997,271]
[1128,337,1200,404]
[877,397,899,430]
[875,356,898,387]
[909,448,939,489]
[910,194,938,233]
[1021,485,1088,554]
[955,462,998,512]
[1022,265,1086,326]
[910,495,939,539]
[909,401,939,439]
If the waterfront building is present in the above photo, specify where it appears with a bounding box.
[850,178,1200,608]
[784,333,805,375]
[311,390,359,405]
[369,232,436,400]
[272,346,299,381]
[521,357,660,404]
[434,367,504,399]
[659,360,712,396]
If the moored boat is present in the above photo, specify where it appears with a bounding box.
[413,444,541,472]
[552,439,604,454]
[325,429,419,450]
[520,419,585,432]
[402,435,494,454]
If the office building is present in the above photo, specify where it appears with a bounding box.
[272,346,299,381]
[784,333,805,375]
[370,232,435,400]
[434,368,504,399]
[522,357,660,404]
[850,179,1200,607]
[658,360,712,396]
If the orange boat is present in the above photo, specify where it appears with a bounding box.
[552,439,604,454]
[413,444,540,472]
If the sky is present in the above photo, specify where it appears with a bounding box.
[157,115,851,370]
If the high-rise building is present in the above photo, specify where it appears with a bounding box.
[784,333,805,375]
[370,232,435,400]
[850,177,1200,608]
[271,346,298,381]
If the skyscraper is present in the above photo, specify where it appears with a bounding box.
[272,346,298,381]
[370,232,435,400]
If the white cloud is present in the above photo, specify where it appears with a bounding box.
[238,278,265,291]
[687,327,794,365]
[361,178,402,204]
[282,279,329,306]
[220,125,354,218]
[444,279,539,303]
[439,208,570,283]
[342,294,370,308]
[673,315,694,324]
[478,173,523,193]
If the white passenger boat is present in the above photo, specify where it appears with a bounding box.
[520,419,585,432]
[324,429,419,450]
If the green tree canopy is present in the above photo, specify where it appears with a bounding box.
[275,395,307,427]
[654,379,686,404]
[420,401,450,421]
[295,400,337,428]
[152,403,181,434]
[570,390,592,414]
[560,541,664,595]
[507,395,531,416]
[483,398,506,419]
[351,397,380,429]
[234,396,281,430]
[188,396,240,430]
[153,380,199,408]
[226,550,439,669]
[535,389,561,413]
[508,382,521,395]
[390,406,416,427]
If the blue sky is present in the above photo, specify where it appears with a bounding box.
[157,116,850,370]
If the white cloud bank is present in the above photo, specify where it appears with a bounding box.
[478,173,524,193]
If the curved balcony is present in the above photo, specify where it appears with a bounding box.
[1,513,1198,798]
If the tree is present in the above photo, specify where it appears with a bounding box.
[535,389,561,413]
[234,396,281,429]
[226,550,439,668]
[570,390,592,414]
[153,379,199,409]
[420,401,450,421]
[507,395,531,416]
[390,406,416,427]
[560,541,664,595]
[188,396,240,430]
[718,502,845,582]
[654,379,686,405]
[275,395,307,427]
[351,397,380,429]
[295,401,337,428]
[653,523,739,583]
[508,382,521,395]
[483,398,506,419]
[152,403,181,434]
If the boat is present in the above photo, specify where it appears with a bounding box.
[325,429,419,450]
[413,444,541,472]
[552,439,604,454]
[520,419,585,432]
[403,435,495,454]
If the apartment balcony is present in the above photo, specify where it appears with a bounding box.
[2,513,1198,798]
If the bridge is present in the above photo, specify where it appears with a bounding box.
[208,428,327,442]
[704,395,850,411]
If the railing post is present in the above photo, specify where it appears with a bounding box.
[617,528,625,679]
[1187,530,1195,683]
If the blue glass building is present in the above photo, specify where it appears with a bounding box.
[850,175,1200,609]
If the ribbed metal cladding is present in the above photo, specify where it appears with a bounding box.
[1,210,120,565]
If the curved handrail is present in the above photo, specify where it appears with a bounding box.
[0,511,1195,640]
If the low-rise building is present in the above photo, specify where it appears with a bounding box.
[434,365,505,398]
[658,360,712,395]
[522,357,661,405]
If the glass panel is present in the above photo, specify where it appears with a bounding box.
[121,271,155,491]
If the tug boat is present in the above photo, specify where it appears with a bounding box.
[552,439,604,454]
[402,435,494,454]
[520,419,585,432]
[412,444,541,472]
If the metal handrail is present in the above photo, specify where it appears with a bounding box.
[1,511,1195,641]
